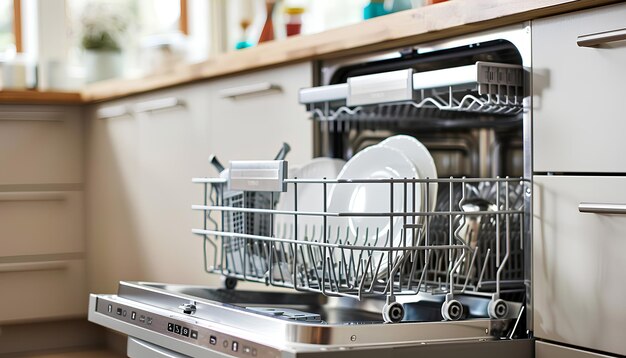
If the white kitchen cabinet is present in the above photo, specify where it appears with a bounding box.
[0,191,83,257]
[0,104,87,324]
[532,3,626,173]
[209,62,313,166]
[0,106,83,185]
[86,84,213,294]
[533,175,626,356]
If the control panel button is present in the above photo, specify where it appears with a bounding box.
[107,304,112,313]
[209,336,217,345]
[167,323,175,332]
[116,308,122,316]
[232,341,239,352]
[223,340,229,348]
[122,310,127,317]
[252,348,257,356]
[174,324,182,334]
[131,311,136,320]
[146,317,152,325]
[181,327,190,337]
[190,330,198,339]
[244,346,251,354]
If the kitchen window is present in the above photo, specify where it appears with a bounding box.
[65,0,191,80]
[0,0,22,55]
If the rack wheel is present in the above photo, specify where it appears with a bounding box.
[488,299,508,319]
[441,299,464,321]
[382,302,404,323]
[221,276,238,290]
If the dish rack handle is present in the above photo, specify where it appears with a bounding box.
[228,160,288,192]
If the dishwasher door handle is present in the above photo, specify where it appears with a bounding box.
[578,202,626,214]
[577,28,626,47]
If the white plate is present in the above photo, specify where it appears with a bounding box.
[275,157,346,241]
[380,135,438,212]
[326,145,420,273]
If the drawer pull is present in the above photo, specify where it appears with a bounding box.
[577,28,626,47]
[219,82,282,99]
[97,105,130,119]
[0,261,69,273]
[0,192,66,202]
[133,97,185,114]
[578,202,626,214]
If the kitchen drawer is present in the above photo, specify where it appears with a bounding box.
[532,3,626,173]
[536,341,615,358]
[0,191,83,257]
[533,175,626,356]
[0,259,87,323]
[0,106,82,184]
[209,62,313,167]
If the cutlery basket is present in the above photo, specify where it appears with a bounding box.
[192,170,529,322]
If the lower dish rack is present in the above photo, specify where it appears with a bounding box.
[192,162,529,323]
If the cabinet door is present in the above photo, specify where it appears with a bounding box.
[86,84,215,293]
[533,175,626,356]
[0,106,82,184]
[0,191,83,257]
[532,3,626,173]
[209,62,313,166]
[0,259,86,323]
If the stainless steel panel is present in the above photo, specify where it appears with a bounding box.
[533,176,626,356]
[536,341,616,358]
[532,3,626,173]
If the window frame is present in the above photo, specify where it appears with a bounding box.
[13,0,22,52]
[179,0,188,35]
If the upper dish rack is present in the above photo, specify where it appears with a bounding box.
[299,61,524,120]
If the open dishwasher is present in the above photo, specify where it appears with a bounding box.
[88,23,533,358]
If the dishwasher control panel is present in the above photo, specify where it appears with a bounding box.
[94,296,280,358]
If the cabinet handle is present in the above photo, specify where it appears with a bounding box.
[577,28,626,47]
[133,97,185,114]
[578,202,626,214]
[0,261,69,273]
[218,82,282,99]
[97,105,130,119]
[0,192,66,202]
[0,112,64,122]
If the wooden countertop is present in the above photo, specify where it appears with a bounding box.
[1,0,619,105]
[0,90,83,105]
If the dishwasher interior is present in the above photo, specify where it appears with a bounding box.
[88,24,533,358]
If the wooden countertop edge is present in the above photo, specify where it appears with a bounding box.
[0,90,83,105]
[1,0,619,105]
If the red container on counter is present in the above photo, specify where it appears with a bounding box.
[285,7,304,37]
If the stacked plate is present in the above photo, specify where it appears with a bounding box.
[275,135,438,276]
[326,135,438,274]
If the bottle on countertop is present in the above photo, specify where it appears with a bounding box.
[236,19,253,50]
[363,0,389,19]
[258,0,276,43]
[285,7,305,37]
